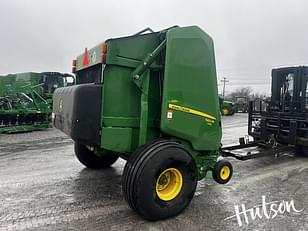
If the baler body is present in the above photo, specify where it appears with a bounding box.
[52,26,231,221]
[53,26,222,155]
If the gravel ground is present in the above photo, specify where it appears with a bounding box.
[0,113,307,231]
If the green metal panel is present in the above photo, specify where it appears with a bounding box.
[54,26,224,178]
[100,64,162,153]
[101,127,133,153]
[160,26,222,151]
[106,33,161,68]
[97,33,164,153]
[76,43,103,71]
[102,65,141,123]
[75,26,221,153]
[76,32,162,72]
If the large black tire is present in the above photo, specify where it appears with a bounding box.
[122,140,197,221]
[74,143,119,169]
[295,145,308,157]
[212,159,233,184]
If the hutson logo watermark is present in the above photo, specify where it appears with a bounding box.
[224,196,304,227]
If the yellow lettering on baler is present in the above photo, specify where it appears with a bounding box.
[168,103,216,121]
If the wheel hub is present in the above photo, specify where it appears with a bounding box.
[156,168,183,201]
[220,165,230,180]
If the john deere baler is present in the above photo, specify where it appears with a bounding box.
[53,26,233,220]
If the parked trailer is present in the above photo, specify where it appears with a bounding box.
[53,26,233,220]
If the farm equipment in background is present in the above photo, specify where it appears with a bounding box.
[219,97,235,115]
[234,96,249,113]
[53,26,233,221]
[0,72,74,133]
[39,72,75,106]
[0,83,50,133]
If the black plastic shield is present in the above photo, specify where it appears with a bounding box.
[53,84,102,145]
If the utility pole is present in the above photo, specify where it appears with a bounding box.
[221,77,229,99]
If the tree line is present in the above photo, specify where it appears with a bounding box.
[224,87,268,102]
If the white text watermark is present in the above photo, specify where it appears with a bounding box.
[224,196,304,227]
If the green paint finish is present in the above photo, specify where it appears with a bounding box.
[105,33,161,68]
[66,26,223,180]
[102,117,158,128]
[100,60,161,152]
[160,26,222,151]
[76,43,104,71]
[96,32,165,153]
[176,139,219,180]
[76,32,162,71]
[195,152,219,180]
[138,70,150,145]
[101,127,133,153]
[101,65,141,122]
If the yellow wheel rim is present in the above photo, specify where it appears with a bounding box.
[156,168,183,201]
[222,108,229,115]
[220,165,231,180]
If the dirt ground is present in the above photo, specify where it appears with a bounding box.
[0,113,307,231]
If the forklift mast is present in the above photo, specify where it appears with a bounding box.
[249,66,308,146]
[222,66,308,161]
[270,66,308,113]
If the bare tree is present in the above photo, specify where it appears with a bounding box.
[226,87,253,101]
[225,87,269,101]
[251,92,268,100]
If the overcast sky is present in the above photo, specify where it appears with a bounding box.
[0,0,308,95]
